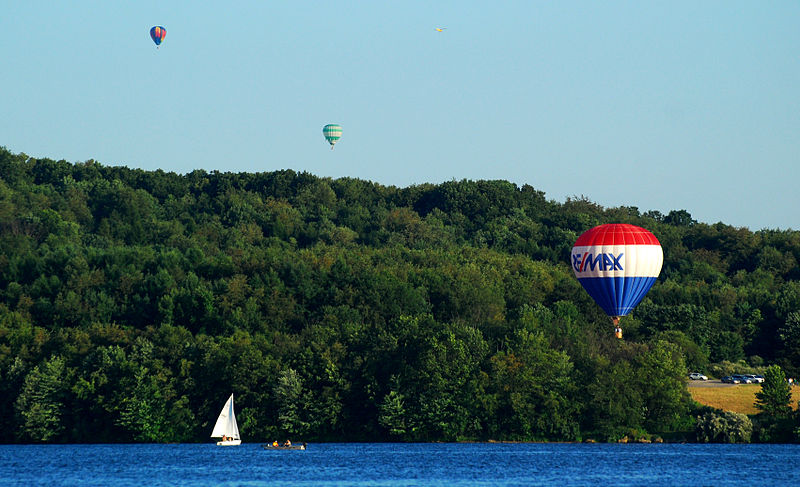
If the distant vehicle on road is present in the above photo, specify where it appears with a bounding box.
[732,374,752,384]
[721,376,741,384]
[689,373,708,380]
[743,374,764,383]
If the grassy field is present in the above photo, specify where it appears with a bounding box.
[688,383,800,415]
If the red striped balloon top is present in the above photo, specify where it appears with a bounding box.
[573,223,660,247]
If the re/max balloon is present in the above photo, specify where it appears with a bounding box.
[323,124,342,150]
[150,26,166,47]
[571,224,662,337]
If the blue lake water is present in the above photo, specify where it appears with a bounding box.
[2,442,799,486]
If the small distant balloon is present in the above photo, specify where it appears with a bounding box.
[323,124,342,150]
[150,26,166,47]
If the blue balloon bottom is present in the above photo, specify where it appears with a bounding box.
[577,276,658,317]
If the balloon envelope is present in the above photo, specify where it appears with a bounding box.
[571,224,662,318]
[323,124,342,148]
[150,26,166,46]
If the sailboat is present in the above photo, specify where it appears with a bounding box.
[211,393,241,446]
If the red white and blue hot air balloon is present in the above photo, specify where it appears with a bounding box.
[571,224,663,338]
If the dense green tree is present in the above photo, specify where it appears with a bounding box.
[755,365,792,417]
[274,368,310,437]
[636,340,691,432]
[695,410,752,443]
[14,355,68,442]
[114,338,195,442]
[650,330,708,373]
[487,329,579,441]
[778,312,800,377]
[378,389,409,438]
[708,331,745,363]
[584,355,644,441]
[408,322,487,441]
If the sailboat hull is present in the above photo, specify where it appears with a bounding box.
[216,439,242,446]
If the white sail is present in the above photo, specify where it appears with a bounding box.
[210,394,241,440]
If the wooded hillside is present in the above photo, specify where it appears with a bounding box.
[1,147,799,443]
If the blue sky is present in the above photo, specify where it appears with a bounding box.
[2,2,798,230]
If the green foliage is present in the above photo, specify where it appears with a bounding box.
[695,410,752,443]
[583,340,692,441]
[778,312,800,377]
[751,413,795,443]
[14,355,68,442]
[0,147,798,443]
[709,332,745,363]
[650,330,708,373]
[487,329,580,441]
[274,368,310,437]
[114,339,196,442]
[755,365,792,417]
[637,340,691,432]
[585,356,643,441]
[378,390,408,438]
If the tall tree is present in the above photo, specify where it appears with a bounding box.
[755,364,792,417]
[637,340,691,432]
[14,355,68,442]
[274,368,309,437]
[378,390,408,438]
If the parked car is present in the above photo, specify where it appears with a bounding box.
[732,374,752,384]
[689,372,708,380]
[753,375,765,383]
[744,374,764,383]
[721,376,741,384]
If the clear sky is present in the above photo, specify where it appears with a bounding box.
[2,2,798,230]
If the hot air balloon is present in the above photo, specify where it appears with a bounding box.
[150,26,166,47]
[571,224,663,339]
[323,124,342,150]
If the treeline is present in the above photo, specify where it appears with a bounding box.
[1,147,799,443]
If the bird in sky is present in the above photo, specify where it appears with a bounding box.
[435,27,446,32]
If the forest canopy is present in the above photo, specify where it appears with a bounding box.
[1,147,799,443]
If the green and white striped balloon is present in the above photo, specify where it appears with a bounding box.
[323,124,342,150]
